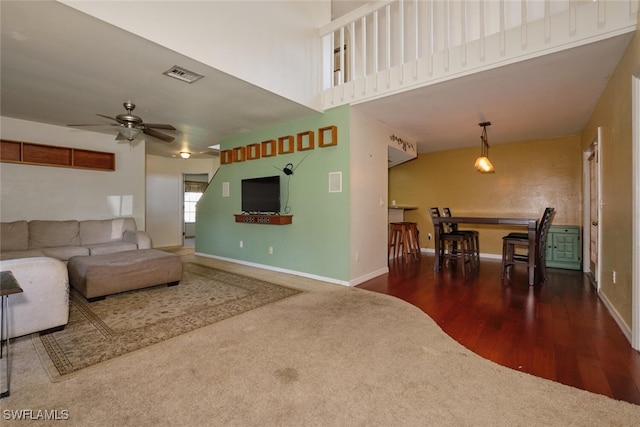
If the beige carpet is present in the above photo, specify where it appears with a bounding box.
[32,262,300,380]
[3,256,639,426]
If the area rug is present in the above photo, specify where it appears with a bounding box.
[32,262,301,381]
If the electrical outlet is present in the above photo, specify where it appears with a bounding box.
[612,270,616,284]
[239,240,243,248]
[356,251,360,261]
[269,246,273,255]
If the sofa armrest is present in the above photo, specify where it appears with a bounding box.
[123,230,151,249]
[0,257,69,338]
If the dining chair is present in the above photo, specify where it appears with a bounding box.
[429,207,473,276]
[442,207,480,268]
[501,207,555,283]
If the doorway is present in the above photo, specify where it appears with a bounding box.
[583,128,601,290]
[183,174,209,247]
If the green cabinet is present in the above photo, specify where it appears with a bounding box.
[545,225,581,270]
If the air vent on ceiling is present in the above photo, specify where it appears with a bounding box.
[163,65,204,84]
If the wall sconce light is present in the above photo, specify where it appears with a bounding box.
[474,121,495,173]
[180,151,191,159]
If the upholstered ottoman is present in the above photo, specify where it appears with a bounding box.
[67,249,182,301]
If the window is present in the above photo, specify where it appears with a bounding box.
[184,191,202,223]
[184,180,208,223]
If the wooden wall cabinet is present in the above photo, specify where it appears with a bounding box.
[1,139,115,171]
[545,225,582,270]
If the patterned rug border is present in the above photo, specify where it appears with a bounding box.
[32,262,302,382]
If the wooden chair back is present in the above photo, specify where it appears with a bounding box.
[442,207,459,233]
[536,207,556,269]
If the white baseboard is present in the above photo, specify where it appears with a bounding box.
[195,252,354,286]
[348,267,390,287]
[598,289,633,344]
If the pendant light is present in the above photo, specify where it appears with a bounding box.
[475,121,495,173]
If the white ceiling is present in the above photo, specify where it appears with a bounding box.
[0,1,317,159]
[1,1,634,160]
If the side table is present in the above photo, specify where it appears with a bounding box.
[1,270,23,399]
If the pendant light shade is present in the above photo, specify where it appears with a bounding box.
[475,122,495,173]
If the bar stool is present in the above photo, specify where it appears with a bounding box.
[388,222,404,260]
[402,222,420,260]
[429,207,473,276]
[388,222,420,262]
[442,207,480,268]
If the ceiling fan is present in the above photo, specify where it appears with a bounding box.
[68,102,176,142]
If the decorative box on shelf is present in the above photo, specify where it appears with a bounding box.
[234,214,293,225]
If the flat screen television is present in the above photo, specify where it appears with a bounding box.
[241,175,281,214]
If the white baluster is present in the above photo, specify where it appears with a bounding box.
[544,0,551,43]
[521,0,528,50]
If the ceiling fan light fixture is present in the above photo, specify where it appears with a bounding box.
[180,151,191,159]
[475,121,495,173]
[119,126,142,141]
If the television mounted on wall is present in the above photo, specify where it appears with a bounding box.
[241,175,281,214]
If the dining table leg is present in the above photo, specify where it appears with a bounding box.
[434,224,441,271]
[527,220,537,285]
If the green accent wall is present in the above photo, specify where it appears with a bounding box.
[196,106,351,281]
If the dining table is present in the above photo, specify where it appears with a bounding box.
[431,216,538,285]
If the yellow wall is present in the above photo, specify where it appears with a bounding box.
[581,26,640,328]
[389,135,582,255]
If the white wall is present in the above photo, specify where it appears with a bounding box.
[348,108,393,284]
[146,154,218,248]
[0,117,146,227]
[62,0,330,111]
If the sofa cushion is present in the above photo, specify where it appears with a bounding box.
[1,220,29,251]
[79,218,137,245]
[29,220,80,249]
[86,241,138,256]
[41,246,89,261]
[0,249,46,261]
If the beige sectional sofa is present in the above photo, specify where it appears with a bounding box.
[0,257,69,339]
[0,218,151,261]
[0,218,154,338]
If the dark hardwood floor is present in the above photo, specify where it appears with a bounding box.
[357,254,640,405]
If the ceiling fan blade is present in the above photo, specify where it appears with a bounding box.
[95,113,120,123]
[143,123,176,130]
[143,128,175,143]
[67,123,110,127]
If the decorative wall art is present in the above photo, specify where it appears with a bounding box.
[220,125,338,165]
[389,134,415,152]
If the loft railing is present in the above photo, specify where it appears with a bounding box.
[320,0,638,106]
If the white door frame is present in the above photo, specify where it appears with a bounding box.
[583,128,602,290]
[632,75,640,350]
